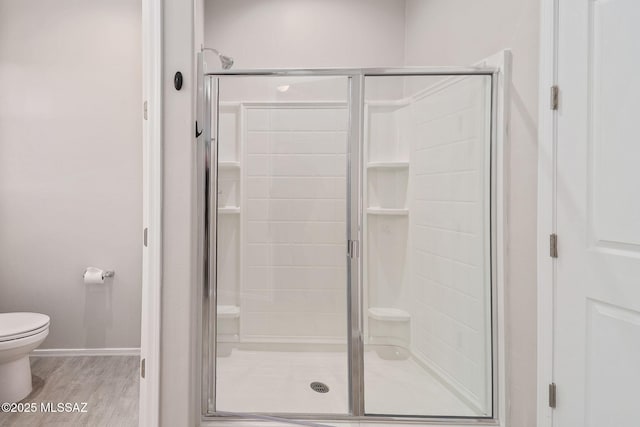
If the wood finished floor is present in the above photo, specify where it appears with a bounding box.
[0,356,138,427]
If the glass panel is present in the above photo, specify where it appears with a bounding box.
[362,74,493,417]
[213,76,351,414]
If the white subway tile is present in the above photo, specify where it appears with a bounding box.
[241,312,347,338]
[413,200,482,234]
[246,177,346,199]
[242,289,346,314]
[245,132,271,154]
[248,131,347,154]
[246,109,271,131]
[246,222,345,244]
[268,108,349,131]
[413,171,481,202]
[245,199,346,221]
[246,244,346,267]
[413,226,482,266]
[244,266,347,291]
[246,155,270,176]
[414,139,480,174]
[413,108,482,151]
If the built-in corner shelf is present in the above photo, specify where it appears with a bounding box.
[218,206,240,214]
[368,307,411,322]
[217,305,240,319]
[218,161,241,170]
[367,161,409,169]
[367,208,409,216]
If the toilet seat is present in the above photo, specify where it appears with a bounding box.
[0,312,50,343]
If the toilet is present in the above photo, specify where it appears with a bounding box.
[0,312,50,403]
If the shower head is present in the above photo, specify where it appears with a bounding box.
[218,54,234,70]
[202,47,234,70]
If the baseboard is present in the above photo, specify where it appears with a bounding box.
[33,348,140,357]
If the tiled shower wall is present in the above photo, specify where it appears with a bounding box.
[407,77,491,411]
[241,106,349,341]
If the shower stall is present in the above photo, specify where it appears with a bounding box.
[197,58,499,424]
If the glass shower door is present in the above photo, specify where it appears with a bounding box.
[199,67,499,422]
[205,75,352,415]
[362,74,494,417]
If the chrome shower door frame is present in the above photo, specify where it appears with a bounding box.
[200,72,218,414]
[198,67,501,425]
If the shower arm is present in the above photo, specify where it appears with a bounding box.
[201,46,234,70]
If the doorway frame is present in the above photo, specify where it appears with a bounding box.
[536,0,558,426]
[140,0,163,425]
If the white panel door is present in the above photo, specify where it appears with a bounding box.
[555,0,640,426]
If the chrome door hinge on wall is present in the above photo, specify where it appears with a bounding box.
[550,86,559,110]
[140,358,146,379]
[550,233,558,258]
[347,240,359,259]
[144,101,148,120]
[549,383,557,408]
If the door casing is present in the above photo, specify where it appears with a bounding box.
[537,0,557,424]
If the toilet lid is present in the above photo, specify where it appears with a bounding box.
[0,312,50,342]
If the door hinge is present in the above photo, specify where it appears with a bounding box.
[548,383,557,408]
[140,358,146,379]
[143,101,148,120]
[550,85,559,110]
[550,233,558,258]
[143,228,148,247]
[347,239,359,258]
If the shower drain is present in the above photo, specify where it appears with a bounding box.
[310,381,330,393]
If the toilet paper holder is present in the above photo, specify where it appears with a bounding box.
[83,267,115,279]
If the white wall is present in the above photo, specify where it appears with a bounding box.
[404,1,539,425]
[0,0,142,349]
[160,0,198,423]
[204,0,406,69]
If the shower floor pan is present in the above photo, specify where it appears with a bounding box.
[215,344,479,417]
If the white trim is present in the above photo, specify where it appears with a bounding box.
[140,0,162,426]
[479,50,511,427]
[33,348,140,357]
[537,0,557,427]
